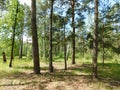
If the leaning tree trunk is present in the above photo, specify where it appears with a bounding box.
[92,0,99,78]
[49,0,54,73]
[71,0,76,64]
[9,0,19,67]
[31,0,40,74]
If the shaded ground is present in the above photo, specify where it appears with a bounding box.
[0,60,120,90]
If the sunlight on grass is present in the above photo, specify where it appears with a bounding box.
[0,56,120,90]
[0,58,33,78]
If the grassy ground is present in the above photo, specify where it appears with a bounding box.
[0,56,120,90]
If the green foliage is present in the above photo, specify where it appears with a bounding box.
[0,0,25,57]
[98,63,120,81]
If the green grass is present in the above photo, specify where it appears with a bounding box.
[0,56,120,79]
[98,63,120,81]
[0,56,120,90]
[0,58,33,78]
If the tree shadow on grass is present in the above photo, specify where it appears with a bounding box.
[62,63,120,88]
[15,66,48,71]
[97,63,120,87]
[1,62,120,89]
[68,63,92,74]
[0,72,50,90]
[15,66,33,70]
[98,63,120,80]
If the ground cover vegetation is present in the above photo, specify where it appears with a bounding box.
[0,0,120,90]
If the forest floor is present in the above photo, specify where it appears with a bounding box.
[0,57,120,90]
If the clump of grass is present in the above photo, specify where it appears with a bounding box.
[98,63,120,81]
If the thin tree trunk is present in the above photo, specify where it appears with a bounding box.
[102,31,105,66]
[102,21,105,66]
[82,35,85,57]
[19,35,23,59]
[64,20,67,70]
[31,0,40,74]
[9,0,19,67]
[71,0,76,64]
[116,25,120,58]
[102,45,105,66]
[92,0,99,78]
[2,52,7,63]
[26,37,28,57]
[49,0,54,73]
[39,36,42,60]
[66,44,70,60]
[43,22,46,60]
[19,22,24,59]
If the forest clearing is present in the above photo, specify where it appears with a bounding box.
[0,0,120,90]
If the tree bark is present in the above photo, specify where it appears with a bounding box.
[92,0,99,78]
[31,0,40,74]
[64,19,67,70]
[9,0,19,67]
[49,0,54,73]
[71,0,76,64]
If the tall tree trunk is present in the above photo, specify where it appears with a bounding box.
[102,45,105,66]
[92,0,99,78]
[43,22,46,60]
[19,36,23,59]
[116,25,120,58]
[82,35,85,57]
[71,0,76,64]
[31,0,40,74]
[102,29,105,66]
[26,37,28,57]
[9,0,19,67]
[49,0,54,73]
[66,42,71,61]
[19,22,24,59]
[64,20,67,70]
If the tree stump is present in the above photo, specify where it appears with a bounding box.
[2,52,7,62]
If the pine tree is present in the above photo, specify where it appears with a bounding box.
[31,0,40,74]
